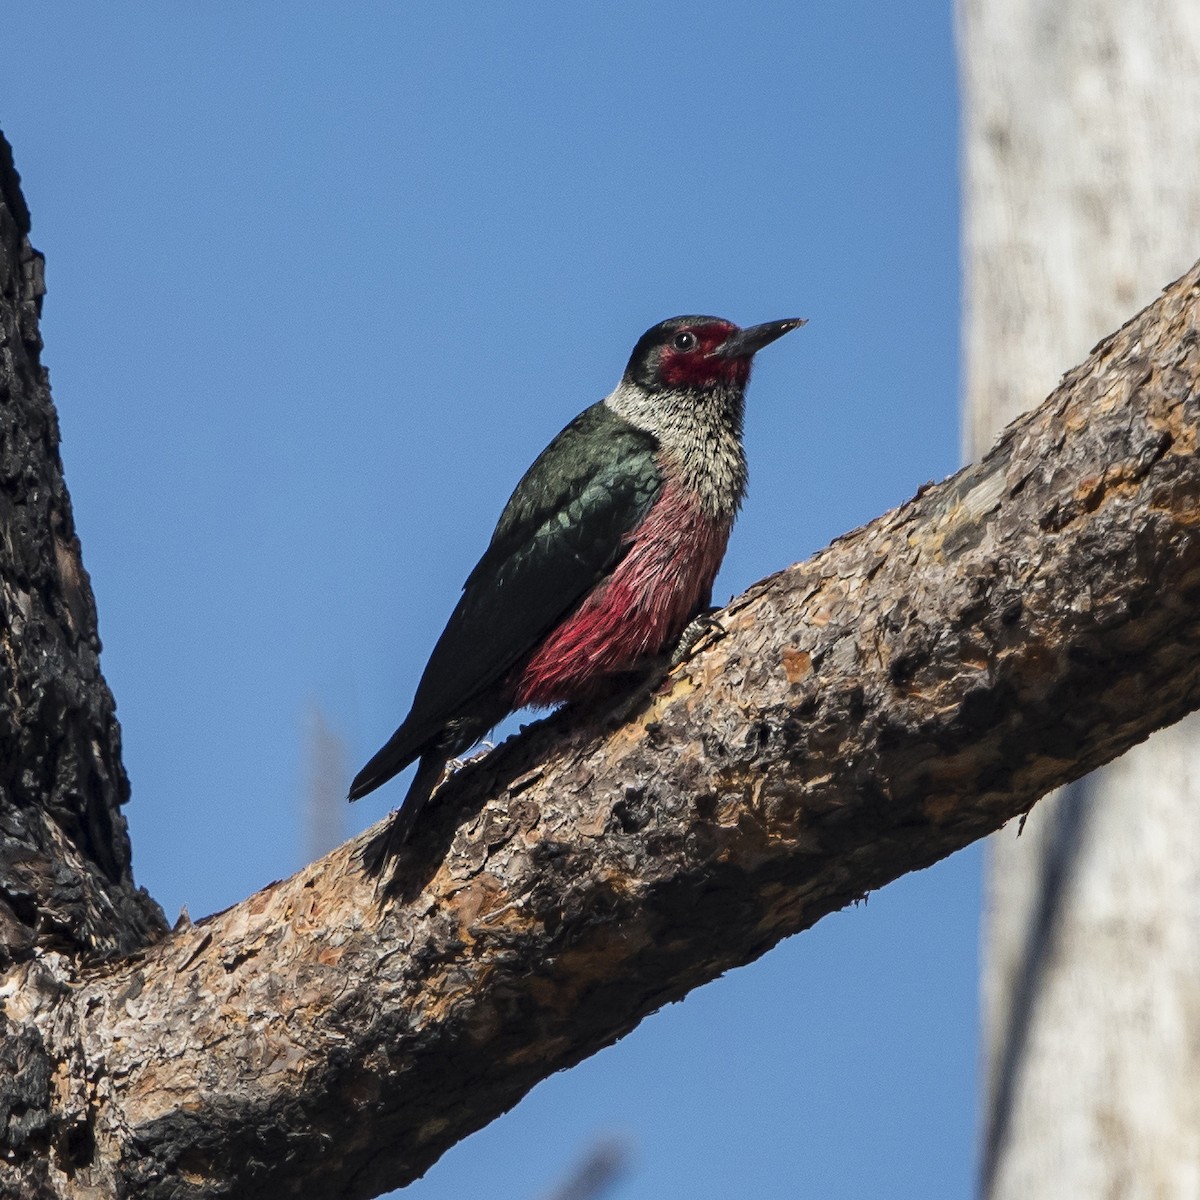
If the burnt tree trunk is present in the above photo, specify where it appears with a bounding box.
[2,131,1200,1198]
[0,138,165,964]
[0,133,166,1192]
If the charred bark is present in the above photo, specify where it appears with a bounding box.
[2,130,1200,1197]
[0,133,165,975]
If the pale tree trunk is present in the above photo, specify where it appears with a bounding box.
[960,3,1200,1196]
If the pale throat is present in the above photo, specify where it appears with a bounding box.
[604,381,748,521]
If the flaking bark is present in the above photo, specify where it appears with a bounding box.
[3,130,1200,1195]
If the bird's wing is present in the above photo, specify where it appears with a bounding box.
[402,401,663,748]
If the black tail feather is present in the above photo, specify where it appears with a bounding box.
[389,752,447,844]
[358,751,449,884]
[347,723,421,802]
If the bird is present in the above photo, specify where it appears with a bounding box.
[349,314,804,844]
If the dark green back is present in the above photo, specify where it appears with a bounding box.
[402,401,663,749]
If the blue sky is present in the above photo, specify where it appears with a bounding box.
[4,4,973,1197]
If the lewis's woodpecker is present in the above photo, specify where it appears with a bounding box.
[349,314,803,841]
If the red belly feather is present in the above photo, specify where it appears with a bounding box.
[511,480,731,708]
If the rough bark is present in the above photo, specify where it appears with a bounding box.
[2,224,1200,1194]
[960,4,1200,1195]
[0,132,167,1198]
[0,134,165,969]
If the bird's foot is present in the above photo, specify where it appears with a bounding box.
[445,741,496,776]
[668,607,726,669]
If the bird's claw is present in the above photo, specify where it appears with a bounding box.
[446,741,496,776]
[668,608,726,668]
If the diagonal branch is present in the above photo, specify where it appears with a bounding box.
[4,254,1198,1198]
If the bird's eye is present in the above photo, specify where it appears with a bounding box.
[673,331,698,351]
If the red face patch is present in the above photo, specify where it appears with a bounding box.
[658,321,752,389]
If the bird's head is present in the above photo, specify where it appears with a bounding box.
[623,315,805,394]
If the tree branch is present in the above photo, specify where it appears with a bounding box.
[3,131,1200,1193]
